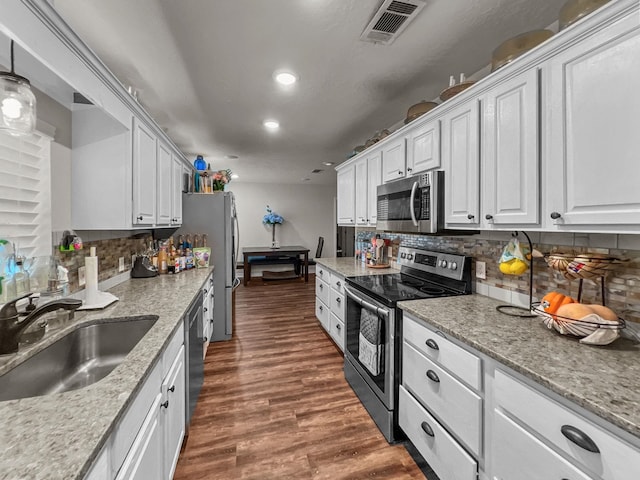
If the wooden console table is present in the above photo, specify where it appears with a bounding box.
[242,246,310,286]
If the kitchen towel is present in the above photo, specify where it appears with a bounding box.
[359,309,383,376]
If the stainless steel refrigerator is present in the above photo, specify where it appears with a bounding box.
[179,192,240,341]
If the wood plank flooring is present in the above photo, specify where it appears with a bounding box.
[173,275,426,480]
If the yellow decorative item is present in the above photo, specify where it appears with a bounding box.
[498,237,529,276]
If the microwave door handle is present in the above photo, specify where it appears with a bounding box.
[410,181,419,227]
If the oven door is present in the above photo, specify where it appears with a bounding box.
[344,285,395,410]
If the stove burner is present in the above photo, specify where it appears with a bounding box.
[419,286,446,295]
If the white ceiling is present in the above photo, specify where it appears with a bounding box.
[51,0,566,185]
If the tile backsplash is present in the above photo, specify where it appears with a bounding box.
[53,231,152,294]
[356,229,640,323]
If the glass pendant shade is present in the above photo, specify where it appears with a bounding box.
[0,72,36,136]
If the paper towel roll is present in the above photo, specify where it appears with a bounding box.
[85,255,99,305]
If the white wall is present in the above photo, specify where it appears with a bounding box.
[227,182,336,262]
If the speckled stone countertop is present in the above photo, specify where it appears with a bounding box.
[0,268,213,480]
[399,295,640,440]
[315,257,400,277]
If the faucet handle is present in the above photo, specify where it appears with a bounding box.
[0,293,33,320]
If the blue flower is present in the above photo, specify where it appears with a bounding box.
[263,205,284,224]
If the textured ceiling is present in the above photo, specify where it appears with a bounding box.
[52,0,566,185]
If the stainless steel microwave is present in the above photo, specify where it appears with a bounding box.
[376,171,444,234]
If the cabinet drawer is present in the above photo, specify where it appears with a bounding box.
[162,320,184,379]
[316,266,329,282]
[403,314,481,391]
[330,272,345,294]
[399,386,477,480]
[315,297,330,331]
[495,369,640,480]
[329,312,344,351]
[492,409,593,480]
[330,289,345,322]
[315,277,330,305]
[403,341,482,457]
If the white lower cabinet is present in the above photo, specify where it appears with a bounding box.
[492,409,593,480]
[116,393,164,480]
[399,386,478,480]
[84,321,186,480]
[314,265,346,351]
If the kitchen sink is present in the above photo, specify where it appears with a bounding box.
[0,315,158,401]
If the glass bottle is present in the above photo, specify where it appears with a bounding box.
[158,246,168,274]
[14,256,30,296]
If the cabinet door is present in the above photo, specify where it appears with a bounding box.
[382,137,406,183]
[163,345,186,480]
[442,100,480,225]
[408,119,440,175]
[483,68,539,226]
[132,119,157,225]
[156,142,172,226]
[492,410,592,480]
[546,11,640,228]
[171,155,183,225]
[354,158,368,225]
[336,164,355,225]
[116,393,163,480]
[367,151,382,225]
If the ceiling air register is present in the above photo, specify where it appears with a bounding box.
[360,0,426,45]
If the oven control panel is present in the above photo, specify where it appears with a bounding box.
[397,246,468,281]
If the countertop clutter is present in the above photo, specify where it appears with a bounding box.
[399,295,640,440]
[0,268,213,480]
[315,257,400,277]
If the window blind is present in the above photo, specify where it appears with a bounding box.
[0,130,52,258]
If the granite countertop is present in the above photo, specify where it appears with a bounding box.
[315,257,400,277]
[0,268,213,480]
[399,295,640,440]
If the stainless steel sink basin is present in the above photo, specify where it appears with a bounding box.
[0,315,158,401]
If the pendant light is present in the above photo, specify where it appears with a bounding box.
[0,40,36,136]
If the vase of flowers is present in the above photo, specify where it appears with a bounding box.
[211,169,232,191]
[263,205,284,248]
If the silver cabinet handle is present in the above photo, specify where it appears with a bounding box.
[420,421,434,437]
[560,425,600,453]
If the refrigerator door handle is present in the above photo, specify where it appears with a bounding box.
[232,277,241,290]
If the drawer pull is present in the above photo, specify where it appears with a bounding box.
[168,385,175,393]
[420,421,435,437]
[425,338,439,350]
[336,324,341,330]
[336,281,341,287]
[560,425,600,453]
[435,330,446,339]
[550,211,562,220]
[336,297,341,304]
[426,370,440,383]
[319,284,323,290]
[319,305,323,312]
[161,400,169,409]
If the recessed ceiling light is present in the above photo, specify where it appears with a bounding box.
[323,162,335,166]
[274,71,297,86]
[231,174,239,179]
[263,120,279,130]
[225,154,239,160]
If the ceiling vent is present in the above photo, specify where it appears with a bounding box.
[360,0,426,45]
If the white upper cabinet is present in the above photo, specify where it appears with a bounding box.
[407,118,440,175]
[132,118,157,225]
[367,150,382,225]
[337,163,355,225]
[544,7,640,230]
[442,99,480,226]
[482,68,539,227]
[171,154,184,226]
[156,142,173,226]
[382,137,407,183]
[354,158,368,226]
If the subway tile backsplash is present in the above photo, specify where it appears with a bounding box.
[356,229,640,323]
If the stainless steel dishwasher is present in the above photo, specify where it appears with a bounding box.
[184,290,204,426]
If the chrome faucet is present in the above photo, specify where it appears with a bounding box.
[0,293,82,354]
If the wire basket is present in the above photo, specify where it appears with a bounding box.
[544,252,626,280]
[531,302,625,344]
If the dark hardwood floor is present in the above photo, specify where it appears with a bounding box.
[174,275,425,480]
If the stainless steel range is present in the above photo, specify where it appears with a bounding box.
[343,246,472,443]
